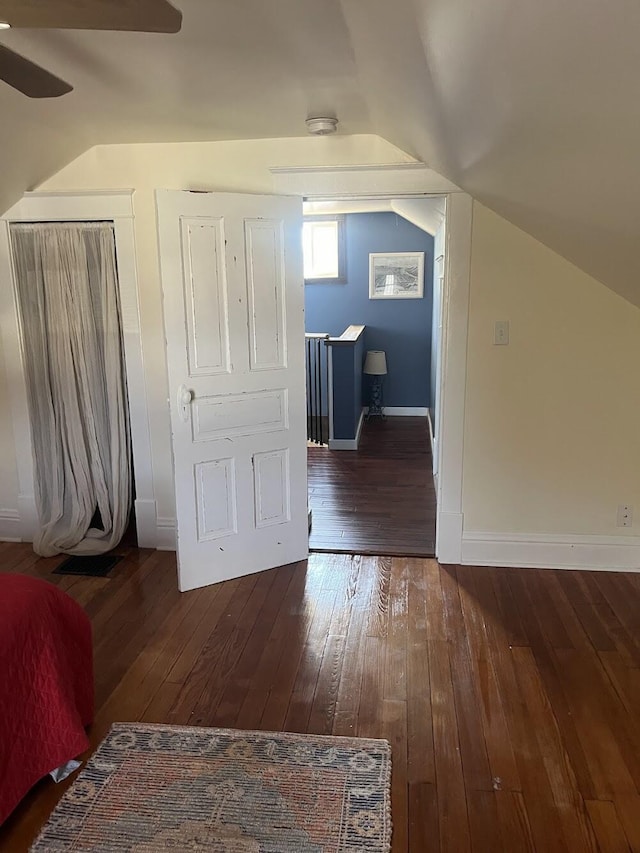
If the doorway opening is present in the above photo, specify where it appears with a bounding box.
[303,195,446,558]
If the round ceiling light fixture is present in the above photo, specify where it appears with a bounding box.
[306,116,338,136]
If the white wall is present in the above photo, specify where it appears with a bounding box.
[27,135,411,524]
[3,139,640,565]
[0,327,19,519]
[463,203,640,541]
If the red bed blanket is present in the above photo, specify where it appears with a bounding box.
[0,575,93,825]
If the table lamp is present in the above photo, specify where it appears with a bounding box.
[363,350,387,419]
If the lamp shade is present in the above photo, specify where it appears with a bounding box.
[363,350,387,375]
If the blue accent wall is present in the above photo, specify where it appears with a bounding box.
[305,212,434,408]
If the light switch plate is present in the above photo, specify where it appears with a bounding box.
[494,320,510,345]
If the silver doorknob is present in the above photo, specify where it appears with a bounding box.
[177,385,193,422]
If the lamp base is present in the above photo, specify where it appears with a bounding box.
[367,376,385,420]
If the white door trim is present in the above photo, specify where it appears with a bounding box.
[271,166,472,564]
[270,163,461,196]
[0,190,158,546]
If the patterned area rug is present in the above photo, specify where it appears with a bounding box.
[32,722,392,851]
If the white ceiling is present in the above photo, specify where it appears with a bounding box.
[304,198,445,236]
[1,0,639,304]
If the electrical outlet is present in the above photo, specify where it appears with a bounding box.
[617,504,633,527]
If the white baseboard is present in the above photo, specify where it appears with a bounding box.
[426,410,439,493]
[426,410,435,448]
[383,407,429,416]
[436,512,463,563]
[329,407,366,451]
[0,509,21,542]
[328,438,358,450]
[0,502,176,549]
[462,530,640,572]
[355,406,365,445]
[156,517,177,551]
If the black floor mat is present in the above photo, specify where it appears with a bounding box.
[53,554,122,578]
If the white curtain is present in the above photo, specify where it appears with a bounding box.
[11,222,132,557]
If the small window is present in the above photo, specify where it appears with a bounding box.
[303,216,346,283]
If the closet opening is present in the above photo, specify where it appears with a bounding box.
[9,219,135,560]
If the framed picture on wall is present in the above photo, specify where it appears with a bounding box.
[369,252,424,299]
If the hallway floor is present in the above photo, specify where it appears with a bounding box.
[307,416,436,556]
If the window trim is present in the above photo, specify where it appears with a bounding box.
[303,214,347,284]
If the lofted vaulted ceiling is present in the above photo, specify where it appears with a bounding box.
[304,198,446,236]
[1,0,639,304]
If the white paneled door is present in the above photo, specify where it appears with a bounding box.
[157,191,308,591]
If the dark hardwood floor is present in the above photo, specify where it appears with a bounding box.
[2,544,640,851]
[308,416,436,556]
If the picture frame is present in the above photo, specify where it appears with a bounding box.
[369,252,425,299]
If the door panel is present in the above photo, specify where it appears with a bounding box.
[195,457,237,541]
[157,190,308,591]
[254,448,290,528]
[192,389,288,441]
[181,217,230,376]
[245,218,286,371]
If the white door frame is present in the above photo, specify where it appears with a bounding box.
[430,249,446,485]
[271,165,472,563]
[0,191,157,547]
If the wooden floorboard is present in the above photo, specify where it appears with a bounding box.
[2,547,640,851]
[308,416,436,556]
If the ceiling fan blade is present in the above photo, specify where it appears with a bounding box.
[0,0,182,33]
[0,43,72,97]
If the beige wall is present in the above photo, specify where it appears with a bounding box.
[464,203,640,536]
[33,135,412,521]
